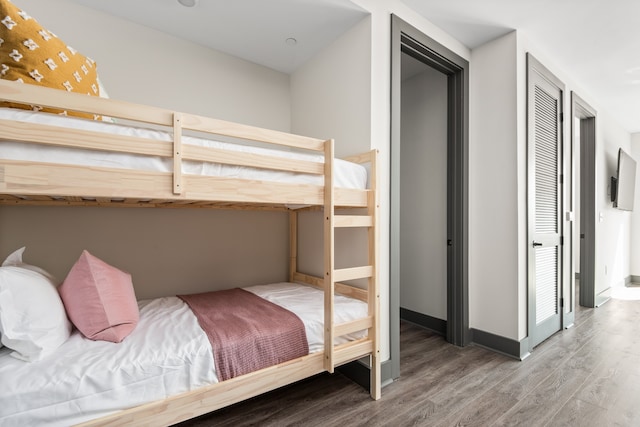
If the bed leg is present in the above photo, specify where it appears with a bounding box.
[370,352,381,400]
[289,210,297,282]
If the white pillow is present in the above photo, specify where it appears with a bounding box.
[97,77,110,99]
[97,77,118,124]
[0,247,71,361]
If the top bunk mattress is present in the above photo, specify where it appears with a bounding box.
[0,108,367,190]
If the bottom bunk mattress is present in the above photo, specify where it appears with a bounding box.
[0,282,368,427]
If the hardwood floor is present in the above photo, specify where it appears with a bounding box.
[176,293,640,426]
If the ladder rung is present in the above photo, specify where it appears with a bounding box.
[334,215,373,228]
[334,265,373,282]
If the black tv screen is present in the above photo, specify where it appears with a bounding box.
[613,148,637,211]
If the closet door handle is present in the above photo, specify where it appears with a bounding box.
[532,241,543,247]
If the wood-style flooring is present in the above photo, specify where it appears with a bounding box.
[176,292,640,426]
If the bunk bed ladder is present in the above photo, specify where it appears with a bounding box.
[288,143,379,400]
[323,142,380,400]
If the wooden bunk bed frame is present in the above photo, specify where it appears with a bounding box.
[0,79,380,426]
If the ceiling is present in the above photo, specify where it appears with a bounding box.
[68,0,640,133]
[67,0,368,75]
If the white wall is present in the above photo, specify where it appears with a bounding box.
[16,0,291,130]
[290,16,372,157]
[630,133,640,277]
[469,32,519,339]
[399,63,448,320]
[596,111,632,293]
[469,30,632,342]
[2,0,294,299]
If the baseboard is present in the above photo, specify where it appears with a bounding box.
[595,286,612,307]
[470,328,530,360]
[400,307,447,336]
[399,309,527,360]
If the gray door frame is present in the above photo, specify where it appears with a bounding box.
[390,15,469,379]
[571,93,597,308]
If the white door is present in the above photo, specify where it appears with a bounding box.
[527,54,564,348]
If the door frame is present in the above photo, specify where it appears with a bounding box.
[571,92,597,308]
[390,15,469,379]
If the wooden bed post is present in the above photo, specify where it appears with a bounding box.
[368,149,381,400]
[289,210,297,282]
[323,139,335,373]
[172,112,183,195]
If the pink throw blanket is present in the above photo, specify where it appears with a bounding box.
[179,288,309,381]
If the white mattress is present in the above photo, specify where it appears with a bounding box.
[0,282,368,427]
[0,108,367,191]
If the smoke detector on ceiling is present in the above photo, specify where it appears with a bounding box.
[177,0,197,7]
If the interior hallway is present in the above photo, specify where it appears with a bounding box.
[177,288,640,426]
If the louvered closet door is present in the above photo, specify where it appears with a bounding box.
[527,55,563,349]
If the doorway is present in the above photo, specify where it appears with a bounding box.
[398,54,448,335]
[571,93,597,308]
[390,15,469,380]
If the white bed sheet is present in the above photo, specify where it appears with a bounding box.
[0,296,215,427]
[245,282,368,353]
[0,108,367,190]
[0,282,368,426]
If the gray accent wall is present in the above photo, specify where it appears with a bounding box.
[0,206,289,300]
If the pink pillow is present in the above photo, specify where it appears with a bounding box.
[59,250,139,343]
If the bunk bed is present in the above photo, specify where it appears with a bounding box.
[0,79,380,426]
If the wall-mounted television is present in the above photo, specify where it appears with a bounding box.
[611,148,637,211]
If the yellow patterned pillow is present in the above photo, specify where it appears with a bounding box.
[0,0,100,119]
